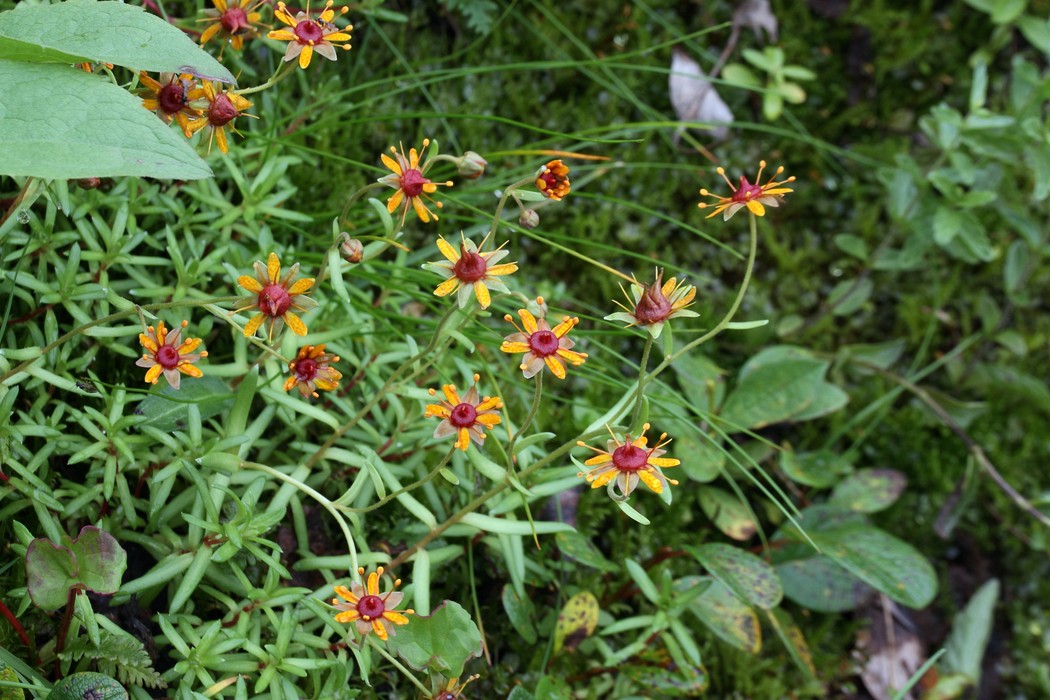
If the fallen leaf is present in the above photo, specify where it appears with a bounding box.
[733,0,778,43]
[669,48,733,140]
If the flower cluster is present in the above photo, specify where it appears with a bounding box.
[284,345,342,398]
[578,424,680,499]
[379,139,454,226]
[199,0,265,51]
[268,0,352,69]
[332,567,413,640]
[136,320,207,390]
[424,234,517,309]
[234,252,317,343]
[500,299,587,380]
[536,159,571,200]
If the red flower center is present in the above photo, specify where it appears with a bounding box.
[611,443,648,472]
[208,92,240,126]
[294,358,319,382]
[221,6,250,33]
[635,282,672,324]
[357,595,385,620]
[259,283,292,317]
[449,402,478,428]
[157,82,186,115]
[733,176,764,203]
[453,249,488,283]
[156,344,181,369]
[401,168,428,197]
[528,329,560,357]
[538,171,559,191]
[294,19,324,44]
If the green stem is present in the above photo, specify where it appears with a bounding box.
[628,334,654,430]
[0,296,239,385]
[337,182,386,232]
[489,175,535,237]
[345,447,457,513]
[388,427,607,571]
[367,637,430,695]
[506,372,543,458]
[303,304,462,472]
[625,211,759,414]
[243,460,359,573]
[236,62,295,96]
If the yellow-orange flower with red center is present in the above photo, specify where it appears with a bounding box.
[332,567,413,641]
[500,297,587,380]
[268,0,352,70]
[378,139,453,226]
[233,252,317,342]
[698,160,795,220]
[284,345,342,398]
[136,320,207,390]
[186,81,253,154]
[577,423,680,499]
[535,159,571,200]
[423,233,517,309]
[199,0,265,51]
[138,72,204,137]
[435,675,480,700]
[605,268,699,339]
[424,374,503,451]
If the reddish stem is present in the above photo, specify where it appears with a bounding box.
[54,586,83,678]
[0,598,34,656]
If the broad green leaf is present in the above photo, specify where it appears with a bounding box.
[829,468,907,513]
[780,450,851,489]
[834,233,869,260]
[933,206,963,245]
[690,580,760,653]
[942,578,999,682]
[553,591,599,653]
[137,376,234,431]
[620,647,709,696]
[0,35,86,63]
[501,584,537,644]
[555,531,618,572]
[1017,16,1050,54]
[776,556,874,612]
[687,543,783,610]
[386,601,482,679]
[671,353,725,415]
[49,673,128,700]
[721,347,835,429]
[698,486,756,541]
[0,667,25,700]
[674,428,724,483]
[791,381,849,421]
[26,527,127,612]
[812,526,937,608]
[828,277,874,317]
[0,0,232,81]
[0,61,212,180]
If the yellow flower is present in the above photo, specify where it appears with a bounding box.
[136,320,207,390]
[424,374,503,451]
[198,0,265,51]
[233,252,317,342]
[605,269,699,339]
[435,675,480,700]
[138,72,204,137]
[577,424,680,499]
[284,345,342,398]
[185,81,253,154]
[378,139,454,226]
[332,567,413,641]
[500,298,587,380]
[268,0,352,70]
[535,159,571,201]
[423,233,517,309]
[698,160,794,220]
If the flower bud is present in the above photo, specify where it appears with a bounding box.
[519,209,540,229]
[455,151,487,179]
[339,233,363,263]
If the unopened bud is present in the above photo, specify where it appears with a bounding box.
[339,233,363,263]
[455,151,487,179]
[74,177,103,190]
[519,209,540,229]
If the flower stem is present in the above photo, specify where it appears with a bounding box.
[387,427,607,571]
[345,447,457,513]
[506,372,543,458]
[628,334,654,430]
[303,304,463,472]
[236,61,295,96]
[630,211,759,402]
[489,175,535,237]
[242,461,359,573]
[367,637,429,695]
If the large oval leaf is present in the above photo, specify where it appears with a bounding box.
[0,0,232,81]
[829,468,907,513]
[776,556,874,613]
[385,601,482,679]
[698,487,756,541]
[812,526,937,609]
[26,526,127,611]
[687,543,783,610]
[0,61,212,180]
[689,580,761,653]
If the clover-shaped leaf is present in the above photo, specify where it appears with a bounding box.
[26,526,127,612]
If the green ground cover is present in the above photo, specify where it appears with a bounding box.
[2,0,1050,698]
